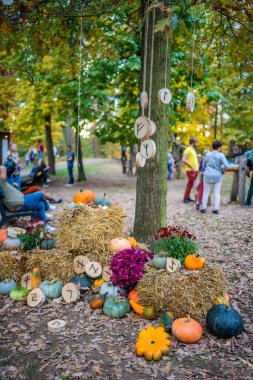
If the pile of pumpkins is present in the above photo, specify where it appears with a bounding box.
[153,252,206,271]
[0,227,25,250]
[67,190,112,209]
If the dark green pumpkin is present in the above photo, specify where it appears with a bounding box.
[206,304,244,339]
[41,238,56,250]
[160,311,174,332]
[70,274,92,293]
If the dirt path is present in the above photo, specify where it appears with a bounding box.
[0,159,252,380]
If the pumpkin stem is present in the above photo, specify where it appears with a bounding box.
[186,315,191,322]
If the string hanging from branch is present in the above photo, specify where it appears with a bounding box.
[186,16,197,113]
[158,33,172,105]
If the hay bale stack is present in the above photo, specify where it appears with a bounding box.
[57,204,125,265]
[137,266,226,322]
[25,249,74,282]
[0,252,24,282]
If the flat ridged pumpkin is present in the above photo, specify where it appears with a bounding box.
[135,326,171,361]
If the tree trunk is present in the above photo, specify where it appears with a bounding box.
[214,103,218,139]
[133,4,170,242]
[76,130,86,182]
[45,114,55,175]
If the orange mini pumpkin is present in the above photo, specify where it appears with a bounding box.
[0,229,7,244]
[31,267,42,290]
[73,189,96,204]
[172,316,203,343]
[128,289,140,303]
[88,294,105,309]
[93,278,105,288]
[127,237,137,247]
[184,254,205,270]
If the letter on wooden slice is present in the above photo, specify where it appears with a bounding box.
[134,116,151,140]
[136,152,146,168]
[140,140,156,159]
[62,283,80,303]
[186,92,195,112]
[85,261,102,279]
[27,288,45,308]
[47,319,66,333]
[140,91,149,109]
[21,272,32,290]
[166,258,181,273]
[158,88,172,104]
[102,265,112,282]
[73,255,89,274]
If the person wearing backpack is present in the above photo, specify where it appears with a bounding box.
[244,149,253,207]
[3,142,22,190]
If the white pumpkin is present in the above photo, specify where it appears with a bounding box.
[109,238,131,253]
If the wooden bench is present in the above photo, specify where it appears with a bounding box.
[0,198,37,228]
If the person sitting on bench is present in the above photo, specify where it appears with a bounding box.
[30,160,52,187]
[0,166,56,233]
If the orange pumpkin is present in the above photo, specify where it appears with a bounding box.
[128,289,140,303]
[184,254,205,270]
[127,237,137,247]
[172,316,203,343]
[109,238,131,253]
[73,189,96,204]
[88,294,105,309]
[31,268,42,290]
[0,229,7,244]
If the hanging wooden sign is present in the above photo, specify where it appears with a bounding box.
[140,139,156,159]
[85,261,102,279]
[186,92,195,112]
[166,258,181,273]
[102,265,112,282]
[27,288,45,308]
[62,283,80,304]
[47,319,66,333]
[150,121,156,136]
[21,272,32,290]
[134,116,151,140]
[73,255,89,274]
[136,152,146,168]
[158,88,172,104]
[140,91,149,109]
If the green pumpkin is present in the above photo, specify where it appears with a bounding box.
[103,297,131,318]
[93,194,111,207]
[10,287,29,301]
[153,255,167,269]
[160,311,174,332]
[39,280,63,299]
[0,279,17,295]
[41,238,56,250]
[70,274,92,294]
[206,304,244,339]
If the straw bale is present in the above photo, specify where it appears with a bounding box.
[0,252,24,282]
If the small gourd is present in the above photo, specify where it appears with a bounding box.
[41,238,56,250]
[127,237,137,247]
[10,287,29,302]
[103,297,131,318]
[160,311,174,332]
[93,278,105,288]
[0,279,17,295]
[135,326,171,361]
[87,294,106,309]
[153,254,167,269]
[39,280,63,299]
[130,299,156,320]
[100,281,123,297]
[184,254,205,270]
[31,268,42,290]
[206,304,244,339]
[172,316,203,343]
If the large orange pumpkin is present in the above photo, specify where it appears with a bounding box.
[172,316,203,343]
[0,229,7,244]
[73,189,96,204]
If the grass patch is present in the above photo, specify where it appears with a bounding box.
[55,164,105,178]
[22,360,40,377]
[0,357,12,366]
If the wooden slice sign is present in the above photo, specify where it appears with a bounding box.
[85,261,102,279]
[140,139,156,159]
[27,288,45,308]
[166,258,181,273]
[73,255,89,274]
[150,121,156,136]
[186,92,195,112]
[136,153,146,168]
[134,116,151,140]
[158,88,172,104]
[47,319,66,333]
[102,265,112,282]
[21,272,32,290]
[140,91,149,109]
[62,283,80,303]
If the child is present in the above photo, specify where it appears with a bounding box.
[196,150,209,210]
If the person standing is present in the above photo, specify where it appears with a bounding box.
[66,145,75,187]
[25,151,30,166]
[182,138,199,203]
[201,140,228,214]
[167,152,175,180]
[38,140,44,161]
[196,150,209,210]
[3,142,22,190]
[243,149,253,207]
